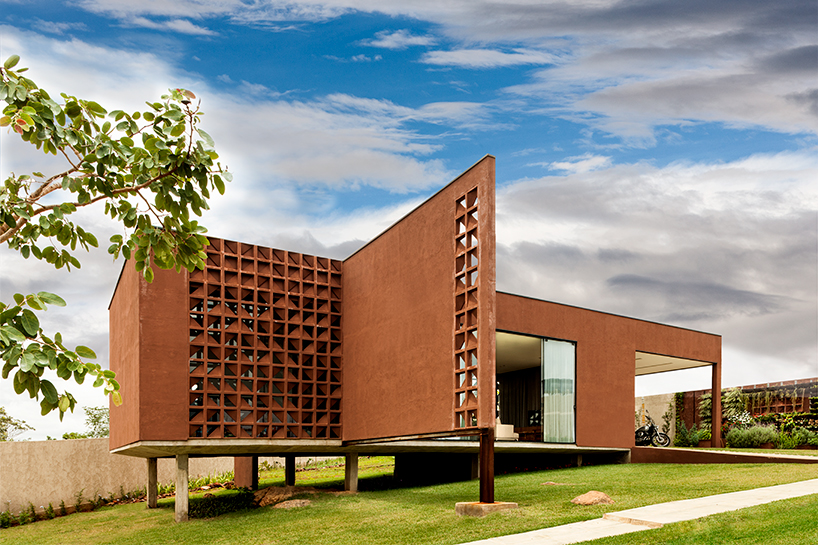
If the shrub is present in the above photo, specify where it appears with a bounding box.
[776,433,798,450]
[188,490,256,519]
[674,422,700,447]
[791,427,815,446]
[59,500,67,516]
[726,425,777,448]
[45,503,55,520]
[0,510,16,528]
[698,427,711,441]
[74,489,84,513]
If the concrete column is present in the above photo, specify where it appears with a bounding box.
[285,455,296,487]
[175,454,189,523]
[574,454,583,468]
[146,458,158,509]
[233,456,259,490]
[470,454,479,480]
[344,453,359,492]
[712,361,723,448]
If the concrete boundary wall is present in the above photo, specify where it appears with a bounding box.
[0,438,336,514]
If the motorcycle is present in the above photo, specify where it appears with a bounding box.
[635,412,670,447]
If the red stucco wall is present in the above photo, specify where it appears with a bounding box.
[109,263,189,451]
[343,156,496,441]
[496,293,721,448]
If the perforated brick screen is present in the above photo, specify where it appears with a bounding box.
[187,238,342,439]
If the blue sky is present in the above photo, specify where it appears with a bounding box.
[1,0,816,439]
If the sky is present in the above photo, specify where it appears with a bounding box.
[0,0,816,440]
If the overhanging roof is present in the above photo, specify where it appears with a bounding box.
[635,351,714,376]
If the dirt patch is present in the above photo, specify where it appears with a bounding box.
[274,499,312,509]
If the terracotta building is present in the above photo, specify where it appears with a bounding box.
[109,156,722,520]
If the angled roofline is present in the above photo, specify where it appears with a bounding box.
[344,154,495,262]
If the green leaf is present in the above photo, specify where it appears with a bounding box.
[41,379,58,405]
[20,352,36,372]
[20,309,40,336]
[197,129,215,148]
[13,371,26,395]
[112,390,123,406]
[75,345,97,359]
[1,325,26,343]
[37,292,66,306]
[4,55,20,69]
[58,395,70,412]
[13,293,24,305]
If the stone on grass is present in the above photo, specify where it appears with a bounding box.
[571,491,614,505]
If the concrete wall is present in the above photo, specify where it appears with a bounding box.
[0,439,336,515]
[636,393,676,440]
[0,438,232,514]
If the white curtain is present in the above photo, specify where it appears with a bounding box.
[542,339,575,443]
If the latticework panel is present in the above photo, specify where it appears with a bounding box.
[454,187,480,428]
[188,238,342,440]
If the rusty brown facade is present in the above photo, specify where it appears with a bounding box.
[109,156,722,517]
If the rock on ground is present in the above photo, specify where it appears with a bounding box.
[571,491,615,505]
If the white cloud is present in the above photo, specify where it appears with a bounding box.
[67,1,818,139]
[421,48,558,69]
[33,19,88,35]
[361,29,436,50]
[130,16,216,35]
[496,149,818,390]
[542,153,612,174]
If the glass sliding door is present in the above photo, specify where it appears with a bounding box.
[541,339,576,443]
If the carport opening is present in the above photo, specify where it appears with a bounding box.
[634,352,717,442]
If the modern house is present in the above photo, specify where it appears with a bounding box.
[109,155,723,520]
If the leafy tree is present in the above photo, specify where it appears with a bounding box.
[62,405,109,439]
[0,55,230,418]
[0,406,33,441]
[83,405,108,437]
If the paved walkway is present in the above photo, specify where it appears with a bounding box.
[461,478,818,545]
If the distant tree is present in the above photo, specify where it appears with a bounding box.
[0,55,230,419]
[60,406,109,439]
[0,406,33,441]
[83,405,108,437]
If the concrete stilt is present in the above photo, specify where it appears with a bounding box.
[175,454,189,523]
[345,452,359,492]
[146,458,158,509]
[575,454,583,468]
[285,455,296,487]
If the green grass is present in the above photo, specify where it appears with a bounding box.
[581,494,818,544]
[2,459,817,545]
[691,447,818,457]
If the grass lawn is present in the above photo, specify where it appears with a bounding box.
[2,459,817,545]
[583,494,818,544]
[691,447,818,457]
